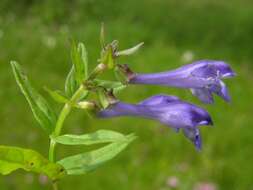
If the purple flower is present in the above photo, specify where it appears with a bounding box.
[129,60,235,104]
[98,94,213,150]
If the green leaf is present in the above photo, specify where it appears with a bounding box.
[65,66,89,99]
[114,66,128,84]
[115,42,144,56]
[52,130,128,145]
[65,66,78,97]
[77,43,88,79]
[97,89,109,109]
[107,46,114,69]
[0,145,66,180]
[44,87,69,104]
[11,61,56,133]
[65,42,88,97]
[101,45,114,69]
[71,42,88,84]
[113,85,127,95]
[94,79,125,89]
[57,134,136,175]
[93,79,126,95]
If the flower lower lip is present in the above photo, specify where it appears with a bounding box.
[198,121,209,125]
[222,72,236,78]
[198,119,213,126]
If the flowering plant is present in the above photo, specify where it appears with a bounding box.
[0,25,235,189]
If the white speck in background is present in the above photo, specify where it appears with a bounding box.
[181,50,195,63]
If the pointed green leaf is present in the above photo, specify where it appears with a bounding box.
[57,134,136,175]
[65,42,88,97]
[77,42,88,79]
[116,42,144,56]
[71,42,82,84]
[93,79,126,94]
[107,45,114,69]
[0,145,66,180]
[71,42,88,84]
[11,61,56,133]
[65,66,89,100]
[52,130,129,145]
[114,66,128,84]
[101,45,114,69]
[65,65,78,97]
[44,87,69,104]
[97,89,109,109]
[113,85,127,95]
[94,79,125,89]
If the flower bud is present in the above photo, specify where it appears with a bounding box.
[87,63,107,80]
[77,101,96,110]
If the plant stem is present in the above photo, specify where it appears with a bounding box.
[53,182,59,190]
[48,63,107,190]
[49,85,86,162]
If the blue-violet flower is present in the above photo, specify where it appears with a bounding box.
[129,60,235,104]
[98,94,213,150]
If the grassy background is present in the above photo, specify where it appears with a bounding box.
[0,0,253,189]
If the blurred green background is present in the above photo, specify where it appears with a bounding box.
[0,0,253,189]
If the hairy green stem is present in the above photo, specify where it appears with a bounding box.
[53,182,59,190]
[48,63,107,190]
[49,85,86,162]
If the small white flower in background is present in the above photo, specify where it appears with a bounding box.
[194,182,217,190]
[0,29,4,39]
[42,35,57,49]
[166,176,180,188]
[181,50,195,62]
